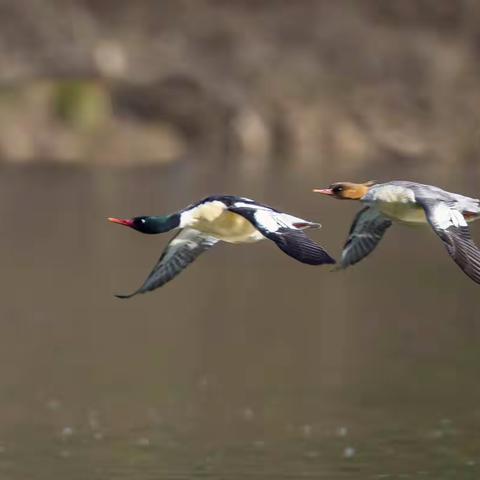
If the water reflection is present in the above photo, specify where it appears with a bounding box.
[0,163,478,479]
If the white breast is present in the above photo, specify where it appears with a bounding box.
[377,202,428,224]
[192,210,263,243]
[370,186,427,224]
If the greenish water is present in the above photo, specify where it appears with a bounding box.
[0,163,479,479]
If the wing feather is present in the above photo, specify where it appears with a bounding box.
[116,229,218,298]
[228,206,334,265]
[422,201,480,284]
[264,228,336,265]
[339,207,392,269]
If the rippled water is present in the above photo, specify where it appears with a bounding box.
[0,162,479,479]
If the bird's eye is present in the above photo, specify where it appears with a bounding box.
[141,219,146,223]
[332,185,344,193]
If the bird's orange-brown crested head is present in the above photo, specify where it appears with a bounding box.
[313,181,375,200]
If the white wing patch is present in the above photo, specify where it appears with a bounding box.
[254,210,280,232]
[233,201,269,210]
[253,210,317,233]
[231,200,319,233]
[274,213,319,229]
[430,204,467,230]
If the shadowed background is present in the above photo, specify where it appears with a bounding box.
[0,1,479,479]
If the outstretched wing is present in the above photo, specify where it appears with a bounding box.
[422,201,480,284]
[229,205,335,265]
[263,228,336,265]
[116,229,218,298]
[338,207,392,269]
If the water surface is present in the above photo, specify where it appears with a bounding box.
[0,162,479,479]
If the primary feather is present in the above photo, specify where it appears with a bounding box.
[116,229,218,298]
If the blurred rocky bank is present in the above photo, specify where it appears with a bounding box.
[1,0,480,171]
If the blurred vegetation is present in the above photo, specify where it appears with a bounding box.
[53,81,110,131]
[0,0,480,168]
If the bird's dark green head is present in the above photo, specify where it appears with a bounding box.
[108,214,179,234]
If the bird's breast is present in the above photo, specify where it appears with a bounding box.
[377,202,428,224]
[193,211,262,243]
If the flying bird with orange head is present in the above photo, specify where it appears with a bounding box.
[314,180,480,284]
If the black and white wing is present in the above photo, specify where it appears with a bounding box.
[338,207,392,269]
[262,228,336,265]
[116,229,218,298]
[228,204,335,265]
[422,201,480,284]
